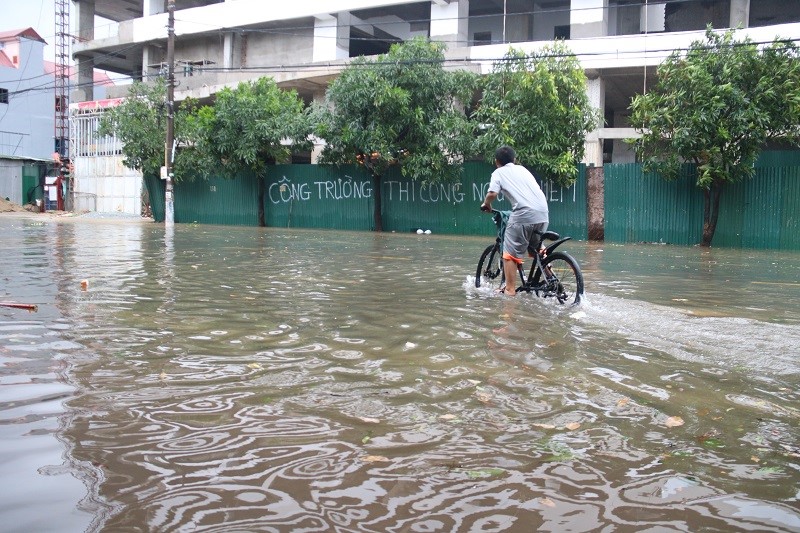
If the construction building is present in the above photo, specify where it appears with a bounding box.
[68,0,800,212]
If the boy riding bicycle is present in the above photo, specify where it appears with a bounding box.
[480,146,549,296]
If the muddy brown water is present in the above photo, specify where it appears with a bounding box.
[1,214,798,532]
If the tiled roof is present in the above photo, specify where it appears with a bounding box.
[0,28,47,44]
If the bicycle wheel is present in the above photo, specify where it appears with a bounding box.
[475,244,503,290]
[530,251,584,305]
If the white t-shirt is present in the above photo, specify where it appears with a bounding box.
[489,163,548,224]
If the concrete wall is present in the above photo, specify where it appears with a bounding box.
[0,38,53,159]
[73,156,143,215]
[533,2,570,40]
[0,160,23,205]
[244,25,315,67]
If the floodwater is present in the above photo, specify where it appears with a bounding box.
[1,214,798,533]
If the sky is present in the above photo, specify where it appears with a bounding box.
[1,0,58,62]
[1,0,130,82]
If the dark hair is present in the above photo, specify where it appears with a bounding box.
[495,145,515,166]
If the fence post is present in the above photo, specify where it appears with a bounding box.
[587,165,605,240]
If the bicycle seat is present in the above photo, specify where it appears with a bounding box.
[542,231,560,241]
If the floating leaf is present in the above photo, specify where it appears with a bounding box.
[617,398,630,407]
[670,450,693,457]
[665,416,685,428]
[439,414,457,421]
[361,455,389,463]
[539,497,556,508]
[465,468,505,479]
[533,423,556,429]
[247,362,262,369]
[564,422,581,431]
[476,392,492,403]
[358,417,380,424]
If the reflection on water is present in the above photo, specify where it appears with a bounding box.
[1,216,799,532]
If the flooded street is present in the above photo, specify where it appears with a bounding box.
[1,214,798,532]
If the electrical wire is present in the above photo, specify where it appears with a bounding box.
[4,1,798,99]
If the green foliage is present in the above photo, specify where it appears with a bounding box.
[191,77,312,180]
[474,42,599,187]
[629,28,800,190]
[630,27,800,245]
[97,79,196,179]
[313,37,478,184]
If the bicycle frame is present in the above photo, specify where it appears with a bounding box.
[477,208,584,304]
[489,209,572,293]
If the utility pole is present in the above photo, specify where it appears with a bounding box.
[164,0,176,226]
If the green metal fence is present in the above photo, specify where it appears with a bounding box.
[604,164,704,245]
[146,162,588,239]
[264,162,586,237]
[605,160,800,249]
[142,151,799,249]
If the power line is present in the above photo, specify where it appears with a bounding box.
[171,0,733,38]
[6,33,798,100]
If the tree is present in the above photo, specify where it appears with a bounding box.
[190,77,311,226]
[473,42,599,187]
[313,37,477,231]
[629,27,800,246]
[98,78,197,179]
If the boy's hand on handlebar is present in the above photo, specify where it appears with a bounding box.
[480,203,490,212]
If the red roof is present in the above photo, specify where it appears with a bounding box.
[0,28,46,44]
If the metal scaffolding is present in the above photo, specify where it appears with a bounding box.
[54,0,70,159]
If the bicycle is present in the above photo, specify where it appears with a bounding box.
[475,208,584,305]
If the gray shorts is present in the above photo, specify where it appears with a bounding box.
[503,221,548,263]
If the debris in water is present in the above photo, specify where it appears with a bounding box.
[665,416,685,428]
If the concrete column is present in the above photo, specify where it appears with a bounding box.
[313,13,350,62]
[223,32,234,69]
[730,0,750,28]
[73,55,94,102]
[74,0,95,42]
[142,45,161,80]
[430,0,469,48]
[570,0,608,38]
[583,76,605,167]
[584,74,605,240]
[73,0,95,101]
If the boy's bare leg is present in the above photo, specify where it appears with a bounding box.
[502,259,518,296]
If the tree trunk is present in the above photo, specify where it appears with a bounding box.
[257,174,266,227]
[700,180,722,247]
[372,173,383,232]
